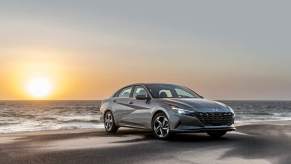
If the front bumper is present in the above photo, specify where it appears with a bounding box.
[169,112,235,133]
[171,125,236,133]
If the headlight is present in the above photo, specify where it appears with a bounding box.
[171,106,193,115]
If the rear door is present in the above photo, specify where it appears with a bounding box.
[111,86,135,125]
[129,85,153,128]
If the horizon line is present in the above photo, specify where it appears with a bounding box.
[0,99,291,101]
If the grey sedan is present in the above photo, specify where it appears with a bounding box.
[100,83,235,139]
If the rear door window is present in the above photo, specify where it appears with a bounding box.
[118,87,133,98]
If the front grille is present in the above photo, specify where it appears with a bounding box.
[195,112,234,126]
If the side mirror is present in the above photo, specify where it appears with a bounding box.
[135,94,150,100]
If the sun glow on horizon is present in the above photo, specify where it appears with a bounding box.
[25,77,54,99]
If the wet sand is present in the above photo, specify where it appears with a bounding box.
[1,121,291,164]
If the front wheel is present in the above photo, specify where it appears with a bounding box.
[152,112,170,139]
[207,131,227,138]
[104,111,118,134]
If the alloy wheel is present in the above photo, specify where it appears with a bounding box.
[104,112,113,131]
[153,115,170,138]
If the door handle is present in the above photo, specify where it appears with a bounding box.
[129,101,134,104]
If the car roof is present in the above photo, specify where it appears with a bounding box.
[128,83,178,86]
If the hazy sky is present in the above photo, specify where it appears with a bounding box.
[1,0,291,100]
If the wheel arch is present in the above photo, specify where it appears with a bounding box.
[103,109,112,115]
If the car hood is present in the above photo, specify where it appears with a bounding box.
[161,98,231,113]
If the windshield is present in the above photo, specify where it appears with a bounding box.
[146,84,202,99]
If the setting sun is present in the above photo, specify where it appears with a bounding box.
[26,77,53,99]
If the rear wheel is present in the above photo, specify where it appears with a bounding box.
[207,131,227,138]
[152,112,170,139]
[104,111,118,134]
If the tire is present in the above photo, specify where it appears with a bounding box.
[104,111,118,134]
[207,131,227,138]
[152,112,170,139]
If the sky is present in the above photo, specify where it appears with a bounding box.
[1,0,291,100]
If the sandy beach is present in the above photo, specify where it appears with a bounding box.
[0,121,291,164]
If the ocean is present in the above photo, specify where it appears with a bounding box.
[0,100,291,133]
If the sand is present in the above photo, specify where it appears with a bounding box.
[1,121,291,164]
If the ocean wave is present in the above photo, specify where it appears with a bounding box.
[61,119,101,124]
[1,100,291,133]
[0,122,19,126]
[236,112,274,116]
